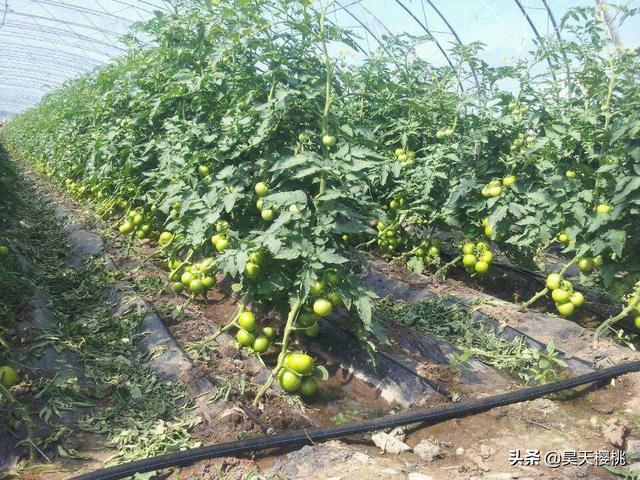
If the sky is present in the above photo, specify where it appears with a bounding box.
[1,0,639,117]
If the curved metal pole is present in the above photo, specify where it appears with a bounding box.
[334,0,380,54]
[393,0,464,92]
[540,0,572,91]
[421,0,479,87]
[512,0,558,83]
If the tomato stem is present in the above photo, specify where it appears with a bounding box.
[435,255,462,281]
[519,287,549,311]
[0,384,38,461]
[173,293,196,319]
[253,295,302,407]
[186,293,249,356]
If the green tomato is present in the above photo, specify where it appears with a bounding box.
[502,175,516,187]
[327,291,342,307]
[285,352,315,375]
[484,225,493,238]
[245,261,260,280]
[578,258,594,272]
[313,298,333,317]
[181,271,194,286]
[546,273,561,290]
[551,288,570,303]
[556,302,575,317]
[476,241,490,251]
[256,198,264,210]
[322,135,336,147]
[132,213,144,226]
[299,377,318,397]
[462,243,475,255]
[394,148,405,157]
[570,291,585,307]
[202,276,216,289]
[237,311,257,332]
[254,182,269,197]
[297,312,317,327]
[310,280,326,296]
[488,185,502,197]
[262,326,276,340]
[198,165,209,177]
[159,231,173,245]
[325,270,341,285]
[462,254,477,267]
[236,329,255,347]
[278,369,302,392]
[0,366,18,388]
[119,221,133,234]
[474,261,489,274]
[189,279,205,294]
[635,316,640,329]
[596,204,612,214]
[252,335,270,353]
[0,245,9,258]
[172,281,185,293]
[215,238,229,252]
[565,170,576,179]
[249,250,267,266]
[261,208,275,221]
[558,233,569,244]
[478,251,493,263]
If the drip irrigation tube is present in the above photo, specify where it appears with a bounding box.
[72,360,640,480]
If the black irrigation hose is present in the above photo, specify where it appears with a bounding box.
[72,360,640,480]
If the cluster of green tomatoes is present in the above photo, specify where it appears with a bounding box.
[509,132,535,156]
[435,127,454,140]
[278,352,318,396]
[545,273,584,317]
[254,181,302,222]
[170,257,217,295]
[376,220,405,254]
[393,147,416,167]
[118,209,156,240]
[234,310,275,353]
[481,175,516,199]
[507,101,527,123]
[461,241,494,274]
[409,238,441,264]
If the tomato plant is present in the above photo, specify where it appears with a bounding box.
[3,0,640,402]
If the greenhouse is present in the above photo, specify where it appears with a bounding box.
[2,0,640,478]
